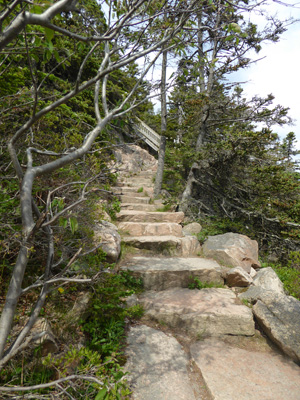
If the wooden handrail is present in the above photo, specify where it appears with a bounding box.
[133,117,161,151]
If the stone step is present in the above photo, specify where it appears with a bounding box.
[112,186,154,196]
[139,288,255,337]
[122,178,153,186]
[117,210,185,223]
[191,338,300,400]
[119,195,151,204]
[118,222,183,237]
[122,235,201,257]
[122,257,225,290]
[125,325,197,400]
[120,203,160,212]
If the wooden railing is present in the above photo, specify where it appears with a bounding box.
[133,117,161,151]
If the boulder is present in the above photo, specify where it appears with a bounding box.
[182,222,202,236]
[202,232,260,273]
[253,294,300,363]
[238,286,278,304]
[225,266,253,287]
[252,267,285,294]
[93,221,121,262]
[125,325,196,400]
[140,288,255,337]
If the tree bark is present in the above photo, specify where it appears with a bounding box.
[154,47,167,197]
[154,136,166,198]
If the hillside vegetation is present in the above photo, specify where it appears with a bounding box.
[0,0,299,397]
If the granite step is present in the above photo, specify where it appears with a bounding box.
[120,203,160,212]
[121,178,153,186]
[117,210,185,223]
[122,235,201,257]
[125,325,197,400]
[118,222,183,237]
[119,195,151,204]
[122,257,225,290]
[112,186,154,196]
[139,288,255,337]
[191,338,300,400]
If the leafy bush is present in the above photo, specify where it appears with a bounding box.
[82,271,143,358]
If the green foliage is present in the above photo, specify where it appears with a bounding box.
[188,277,225,290]
[156,203,172,212]
[104,197,121,221]
[82,271,143,358]
[137,187,144,193]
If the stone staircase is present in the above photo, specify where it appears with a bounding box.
[115,165,300,400]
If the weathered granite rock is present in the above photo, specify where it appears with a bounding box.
[182,222,202,236]
[93,221,121,262]
[191,338,300,400]
[120,203,159,211]
[125,325,196,400]
[238,286,278,304]
[122,235,201,257]
[113,144,157,174]
[30,318,58,356]
[249,267,257,278]
[119,195,150,204]
[140,288,255,337]
[252,267,285,294]
[116,210,185,223]
[253,294,300,363]
[68,292,92,323]
[118,222,183,237]
[225,266,253,287]
[202,232,260,273]
[123,257,224,290]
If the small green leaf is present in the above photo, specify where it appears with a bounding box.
[47,40,54,53]
[69,217,78,234]
[95,387,108,400]
[53,50,60,63]
[45,27,54,42]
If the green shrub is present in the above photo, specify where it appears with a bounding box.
[82,271,143,358]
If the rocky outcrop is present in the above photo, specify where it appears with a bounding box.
[93,221,121,262]
[202,232,261,272]
[253,294,300,363]
[113,144,157,175]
